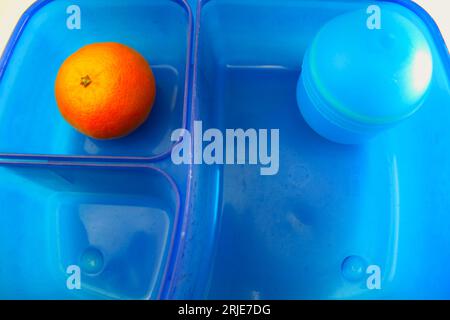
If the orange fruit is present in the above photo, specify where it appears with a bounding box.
[55,42,156,140]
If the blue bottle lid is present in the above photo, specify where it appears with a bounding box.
[299,7,433,143]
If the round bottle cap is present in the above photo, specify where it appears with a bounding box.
[299,6,433,143]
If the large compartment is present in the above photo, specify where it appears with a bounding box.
[171,0,450,299]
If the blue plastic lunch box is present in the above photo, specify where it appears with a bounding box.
[0,0,449,299]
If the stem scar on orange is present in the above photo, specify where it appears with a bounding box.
[55,42,156,140]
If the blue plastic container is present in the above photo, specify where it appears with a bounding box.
[0,0,449,300]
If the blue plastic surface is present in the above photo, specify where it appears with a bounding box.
[0,0,449,300]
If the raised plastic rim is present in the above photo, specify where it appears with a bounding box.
[0,159,182,300]
[0,0,194,163]
[160,0,203,300]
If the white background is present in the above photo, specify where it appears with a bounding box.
[0,0,449,55]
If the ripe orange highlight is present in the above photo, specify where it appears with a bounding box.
[55,42,156,140]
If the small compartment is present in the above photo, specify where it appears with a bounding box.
[0,163,179,299]
[0,0,192,160]
[178,0,450,299]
